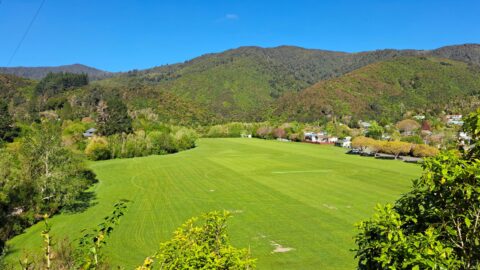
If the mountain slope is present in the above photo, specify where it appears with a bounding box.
[274,56,480,122]
[97,44,480,121]
[0,64,112,80]
[0,74,34,99]
[2,44,480,122]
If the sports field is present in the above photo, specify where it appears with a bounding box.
[6,138,420,269]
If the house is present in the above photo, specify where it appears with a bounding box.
[459,132,471,141]
[359,121,372,129]
[335,136,352,148]
[304,132,337,144]
[328,136,338,143]
[459,132,472,146]
[381,134,391,140]
[446,115,463,125]
[304,132,318,142]
[83,128,97,138]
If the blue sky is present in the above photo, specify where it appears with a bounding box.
[1,0,479,71]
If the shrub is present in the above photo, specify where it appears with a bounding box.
[206,125,229,137]
[174,128,198,151]
[355,150,479,269]
[412,144,440,157]
[147,131,177,154]
[255,126,273,139]
[365,121,384,140]
[85,137,111,160]
[141,211,256,269]
[272,128,286,139]
[288,133,302,142]
[396,119,420,134]
[352,136,378,152]
[381,141,412,158]
[401,135,424,144]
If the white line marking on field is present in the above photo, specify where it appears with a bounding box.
[323,204,338,210]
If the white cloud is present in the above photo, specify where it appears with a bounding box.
[225,13,239,20]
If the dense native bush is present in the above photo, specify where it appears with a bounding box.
[204,122,254,138]
[354,110,480,269]
[61,120,92,150]
[173,127,198,151]
[35,72,89,98]
[203,122,308,141]
[365,121,384,140]
[85,137,111,160]
[147,131,177,154]
[84,128,198,160]
[0,121,96,250]
[401,135,424,144]
[96,97,133,136]
[206,124,230,137]
[0,100,19,144]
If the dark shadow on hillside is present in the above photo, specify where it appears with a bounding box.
[1,245,19,258]
[62,169,99,214]
[63,191,98,214]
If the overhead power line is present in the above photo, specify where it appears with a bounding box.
[7,0,46,66]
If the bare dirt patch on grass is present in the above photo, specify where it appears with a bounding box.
[270,240,294,253]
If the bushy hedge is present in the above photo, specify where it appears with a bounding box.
[352,136,439,158]
[84,136,110,160]
[204,122,254,138]
[85,128,198,160]
[412,143,440,157]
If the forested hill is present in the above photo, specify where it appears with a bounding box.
[274,56,480,122]
[95,43,480,120]
[0,64,112,80]
[1,44,480,122]
[0,74,35,100]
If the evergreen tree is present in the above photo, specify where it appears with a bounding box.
[0,100,18,143]
[96,97,132,136]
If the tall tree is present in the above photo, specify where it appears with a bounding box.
[0,121,95,250]
[355,109,480,269]
[96,97,132,136]
[0,100,18,143]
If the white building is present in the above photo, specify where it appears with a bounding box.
[446,115,463,125]
[335,136,352,148]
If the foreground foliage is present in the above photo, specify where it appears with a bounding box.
[15,201,128,270]
[137,211,255,270]
[355,109,480,269]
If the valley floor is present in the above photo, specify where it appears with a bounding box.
[6,138,420,269]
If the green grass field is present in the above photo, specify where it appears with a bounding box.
[6,138,421,269]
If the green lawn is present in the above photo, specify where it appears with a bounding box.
[6,138,420,269]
